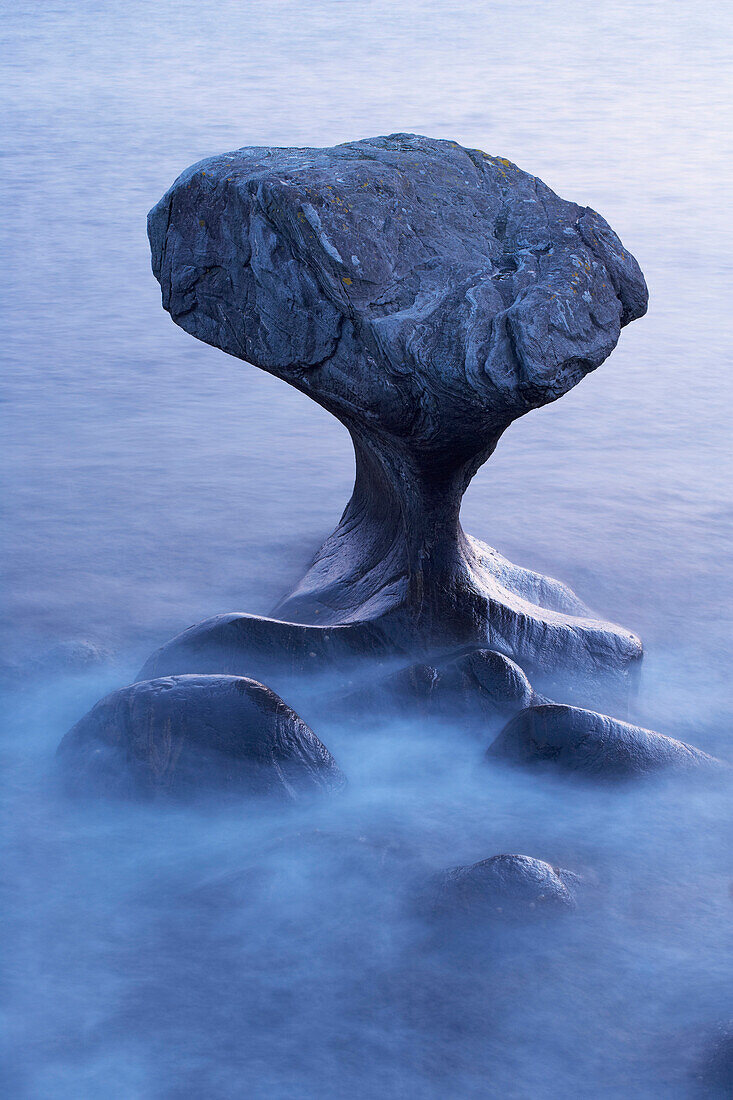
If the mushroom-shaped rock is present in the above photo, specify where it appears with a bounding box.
[147,133,648,683]
[488,703,720,778]
[57,675,346,800]
[428,854,579,921]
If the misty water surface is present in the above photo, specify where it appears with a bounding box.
[2,2,732,1097]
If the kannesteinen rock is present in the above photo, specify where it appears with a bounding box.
[488,704,721,778]
[57,675,346,800]
[146,133,648,685]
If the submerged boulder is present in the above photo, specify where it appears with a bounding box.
[488,703,720,778]
[57,675,346,800]
[697,1023,733,1095]
[428,854,579,921]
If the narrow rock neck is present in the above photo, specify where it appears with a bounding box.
[343,430,486,601]
[272,426,498,628]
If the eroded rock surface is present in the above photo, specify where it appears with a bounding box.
[57,674,346,800]
[147,133,648,685]
[488,703,720,778]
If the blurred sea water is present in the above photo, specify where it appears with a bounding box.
[2,3,732,1097]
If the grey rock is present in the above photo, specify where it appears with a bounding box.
[488,703,721,778]
[346,647,537,719]
[428,853,579,921]
[147,133,647,682]
[57,674,346,800]
[140,612,400,681]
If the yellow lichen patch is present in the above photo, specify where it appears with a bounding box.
[342,277,352,286]
[198,219,205,228]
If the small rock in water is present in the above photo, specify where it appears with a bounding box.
[57,674,346,801]
[427,854,579,921]
[487,703,721,778]
[346,648,536,720]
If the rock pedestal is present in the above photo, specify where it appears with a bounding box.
[146,133,648,686]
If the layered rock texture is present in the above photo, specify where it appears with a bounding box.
[146,133,648,684]
[57,675,346,800]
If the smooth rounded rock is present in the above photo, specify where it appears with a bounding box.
[346,647,536,719]
[488,703,720,778]
[57,674,346,800]
[428,854,579,921]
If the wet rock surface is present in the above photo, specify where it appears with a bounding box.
[138,612,399,682]
[346,647,537,720]
[57,674,346,800]
[488,703,720,778]
[147,133,648,682]
[427,853,579,921]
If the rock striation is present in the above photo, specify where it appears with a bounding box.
[57,674,346,800]
[146,133,648,685]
